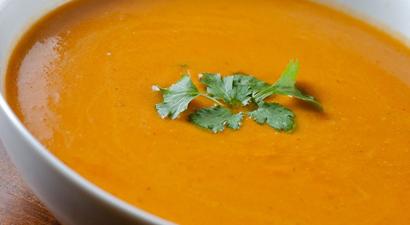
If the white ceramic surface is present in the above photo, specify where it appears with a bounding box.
[0,1,409,225]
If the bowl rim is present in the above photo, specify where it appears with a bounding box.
[0,1,172,222]
[0,88,172,225]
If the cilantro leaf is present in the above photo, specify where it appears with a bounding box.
[253,60,322,108]
[200,73,258,106]
[189,106,243,133]
[200,73,232,104]
[155,75,200,119]
[249,77,270,96]
[248,102,295,132]
[272,60,322,108]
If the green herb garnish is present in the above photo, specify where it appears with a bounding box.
[154,75,200,119]
[189,106,243,133]
[253,60,322,108]
[153,60,322,133]
[249,102,295,132]
[200,73,259,107]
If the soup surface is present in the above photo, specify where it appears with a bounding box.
[5,0,410,224]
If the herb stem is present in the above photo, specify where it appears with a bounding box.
[201,94,224,106]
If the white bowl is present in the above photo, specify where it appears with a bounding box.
[0,1,409,224]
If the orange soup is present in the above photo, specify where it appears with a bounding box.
[5,0,410,224]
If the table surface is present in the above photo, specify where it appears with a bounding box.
[0,141,60,225]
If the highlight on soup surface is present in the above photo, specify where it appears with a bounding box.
[5,0,410,224]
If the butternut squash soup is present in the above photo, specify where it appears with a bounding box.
[5,0,410,224]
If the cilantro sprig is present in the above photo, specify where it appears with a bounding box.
[153,60,322,133]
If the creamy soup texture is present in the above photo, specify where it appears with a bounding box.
[5,0,410,224]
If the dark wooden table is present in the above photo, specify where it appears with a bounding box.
[0,141,60,225]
